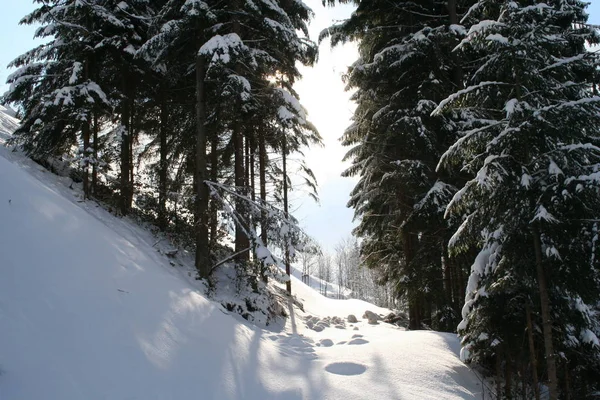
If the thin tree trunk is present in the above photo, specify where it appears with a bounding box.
[564,364,570,400]
[245,137,250,192]
[233,7,249,263]
[442,241,453,310]
[82,58,91,199]
[209,135,219,246]
[129,95,135,208]
[506,354,513,400]
[250,136,256,203]
[259,133,268,282]
[194,54,210,279]
[447,0,463,89]
[259,135,267,245]
[82,121,91,199]
[158,86,168,231]
[283,135,291,294]
[404,231,419,330]
[92,112,98,196]
[526,302,541,400]
[532,228,558,400]
[120,67,131,216]
[233,125,248,261]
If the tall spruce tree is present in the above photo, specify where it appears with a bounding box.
[323,0,475,330]
[4,0,112,199]
[434,1,600,397]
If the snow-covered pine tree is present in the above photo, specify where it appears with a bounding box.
[5,0,156,206]
[93,0,155,215]
[434,1,600,397]
[4,0,112,198]
[323,0,475,331]
[140,0,320,282]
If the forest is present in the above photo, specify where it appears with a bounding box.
[3,0,600,399]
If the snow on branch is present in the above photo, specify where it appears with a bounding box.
[205,181,312,282]
[432,82,509,116]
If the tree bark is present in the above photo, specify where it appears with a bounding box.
[526,302,541,400]
[82,120,91,199]
[129,93,135,208]
[120,67,131,216]
[283,135,291,294]
[158,86,168,231]
[91,112,98,196]
[404,231,420,330]
[209,134,219,246]
[233,5,249,263]
[259,133,268,282]
[505,354,512,400]
[82,58,91,199]
[447,0,463,90]
[532,228,558,400]
[194,55,210,279]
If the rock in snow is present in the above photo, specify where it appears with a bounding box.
[363,310,381,324]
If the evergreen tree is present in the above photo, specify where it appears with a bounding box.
[434,1,600,397]
[3,0,112,198]
[323,0,474,330]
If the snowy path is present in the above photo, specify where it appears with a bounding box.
[0,113,482,399]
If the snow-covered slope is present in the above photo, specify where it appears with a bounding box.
[0,118,483,399]
[0,105,19,142]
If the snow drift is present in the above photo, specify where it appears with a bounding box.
[0,108,483,399]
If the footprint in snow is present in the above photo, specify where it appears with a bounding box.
[325,362,367,376]
[347,338,369,345]
[351,334,363,338]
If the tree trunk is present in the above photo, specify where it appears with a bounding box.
[564,363,571,400]
[233,8,249,263]
[209,134,219,246]
[447,0,463,90]
[129,95,135,207]
[283,135,291,294]
[442,240,453,309]
[158,87,168,231]
[82,120,91,199]
[233,125,249,261]
[259,133,268,282]
[404,231,420,330]
[250,136,256,203]
[532,228,558,400]
[82,58,91,199]
[120,67,131,216]
[194,55,210,279]
[91,112,98,196]
[505,355,513,400]
[526,302,541,400]
[496,348,503,398]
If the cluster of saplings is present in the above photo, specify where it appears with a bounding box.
[4,0,322,293]
[323,0,600,399]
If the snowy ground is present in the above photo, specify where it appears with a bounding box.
[0,108,483,399]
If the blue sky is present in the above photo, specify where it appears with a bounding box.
[1,1,600,253]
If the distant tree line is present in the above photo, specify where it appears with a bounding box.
[324,0,600,398]
[300,237,396,307]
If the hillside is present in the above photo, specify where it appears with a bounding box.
[0,109,483,399]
